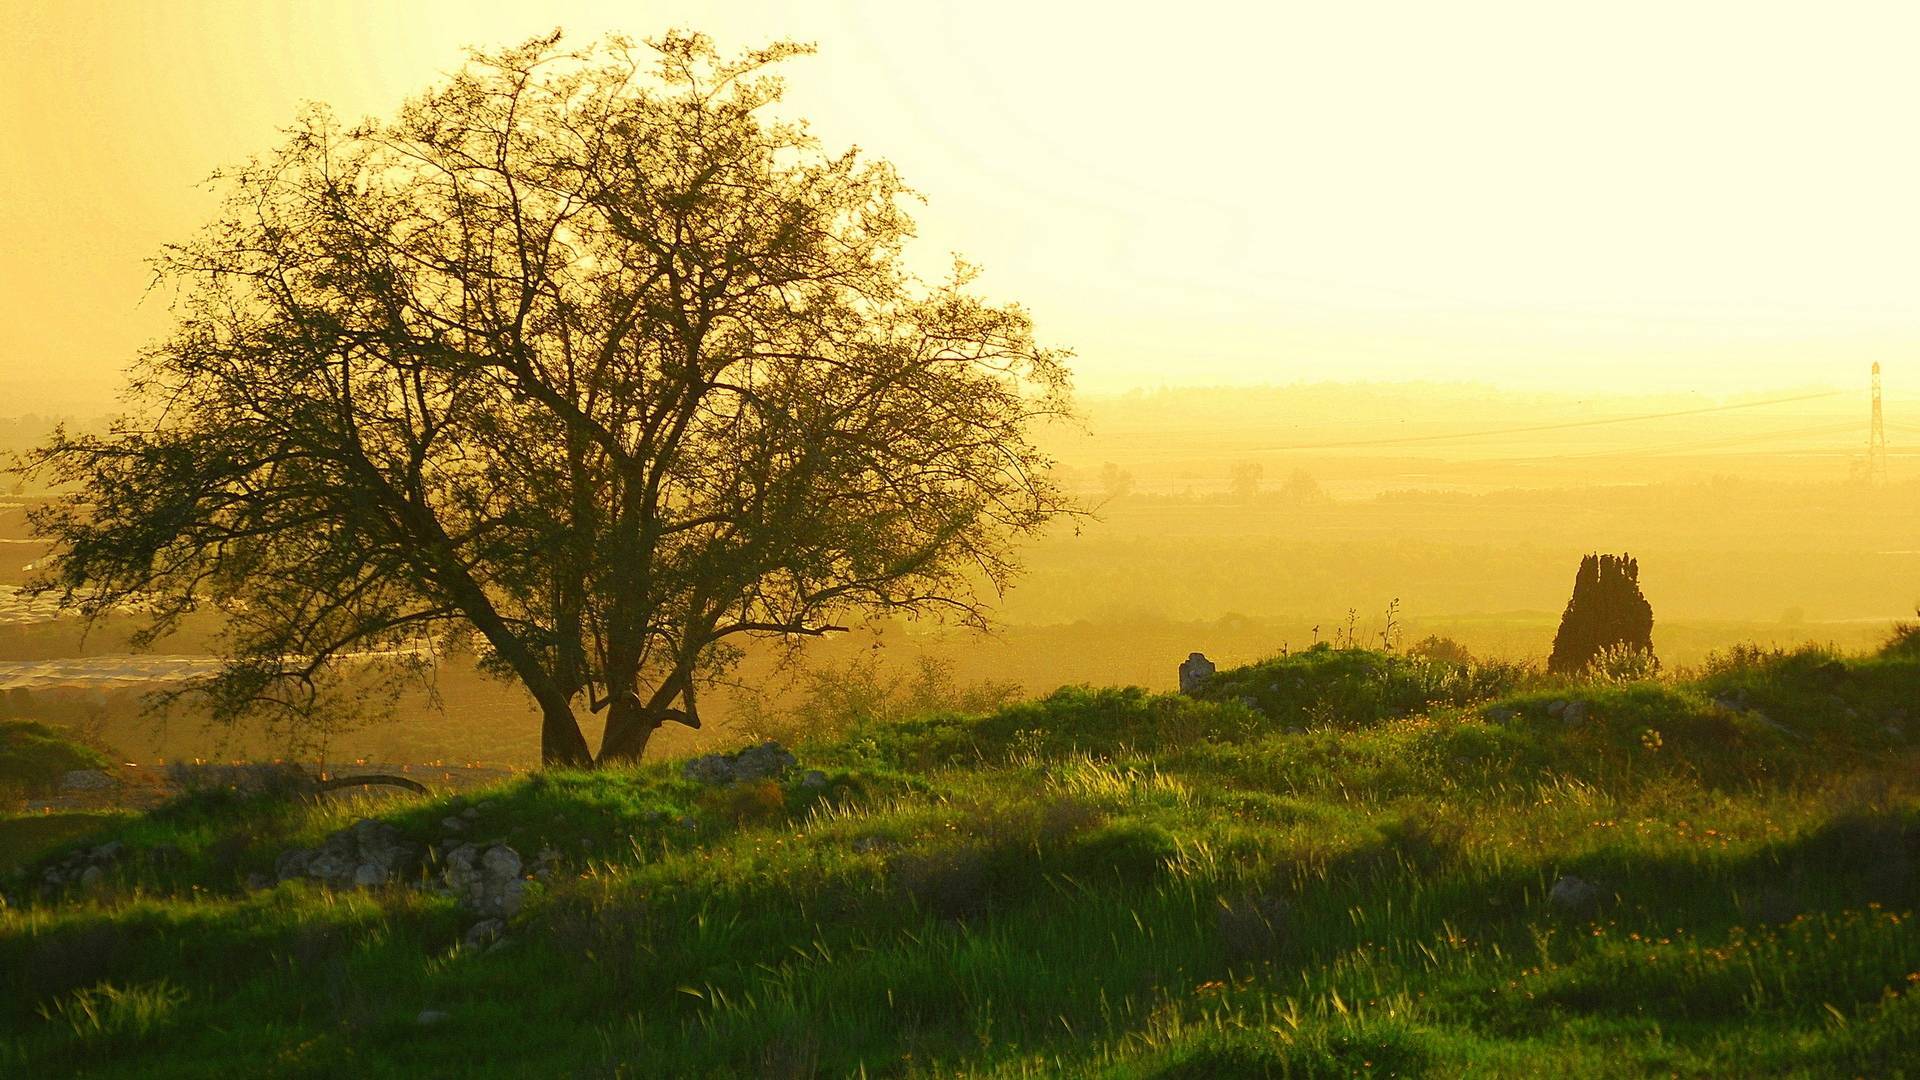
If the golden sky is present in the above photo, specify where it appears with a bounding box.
[4,0,1918,414]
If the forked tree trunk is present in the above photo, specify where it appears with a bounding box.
[596,693,656,765]
[597,685,697,765]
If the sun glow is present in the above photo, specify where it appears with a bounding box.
[6,0,1920,412]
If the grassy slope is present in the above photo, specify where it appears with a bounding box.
[1,644,1917,1078]
[0,720,110,796]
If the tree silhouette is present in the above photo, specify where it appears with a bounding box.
[1547,553,1655,674]
[25,32,1072,766]
[1228,462,1263,500]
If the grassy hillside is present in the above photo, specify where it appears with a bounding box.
[1,639,1916,1077]
[0,720,110,799]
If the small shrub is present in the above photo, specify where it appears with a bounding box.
[543,882,651,993]
[1380,810,1465,874]
[11,922,132,1007]
[1407,635,1474,665]
[694,779,789,826]
[1061,821,1178,885]
[892,844,997,921]
[1587,642,1661,684]
[40,979,188,1052]
[1882,608,1920,659]
[1216,893,1293,969]
[1036,796,1105,843]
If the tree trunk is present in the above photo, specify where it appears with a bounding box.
[540,698,594,767]
[596,692,656,765]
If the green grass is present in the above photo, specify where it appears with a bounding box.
[1,642,1916,1077]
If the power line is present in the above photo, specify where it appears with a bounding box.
[1453,421,1860,465]
[1242,389,1850,453]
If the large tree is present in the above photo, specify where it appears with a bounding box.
[25,32,1072,766]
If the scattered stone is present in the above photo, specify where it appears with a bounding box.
[1547,700,1568,717]
[799,770,829,790]
[1548,874,1600,916]
[59,769,117,793]
[463,917,507,949]
[416,1009,450,1027]
[461,807,480,820]
[164,761,313,796]
[244,872,273,892]
[682,742,796,786]
[275,819,423,889]
[37,838,129,895]
[1561,701,1589,726]
[1178,652,1216,695]
[1749,712,1805,741]
[442,816,466,833]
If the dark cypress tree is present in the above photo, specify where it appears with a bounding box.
[1547,553,1655,674]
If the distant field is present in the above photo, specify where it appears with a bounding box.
[4,384,1917,767]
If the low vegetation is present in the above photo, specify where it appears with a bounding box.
[0,720,109,800]
[1,637,1915,1077]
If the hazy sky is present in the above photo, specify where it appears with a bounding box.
[4,0,1917,413]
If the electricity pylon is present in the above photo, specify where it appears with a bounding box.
[1868,362,1888,487]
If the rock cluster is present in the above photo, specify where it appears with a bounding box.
[264,811,544,949]
[38,840,125,894]
[275,819,424,889]
[442,843,527,918]
[682,742,796,785]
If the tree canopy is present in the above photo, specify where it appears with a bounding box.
[26,31,1073,766]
